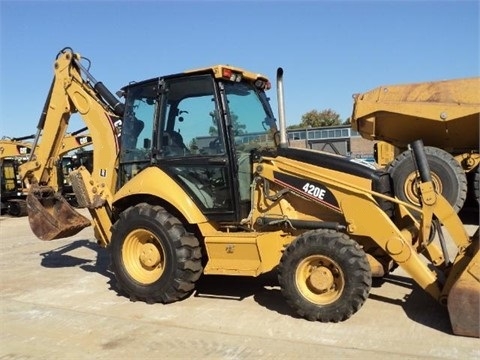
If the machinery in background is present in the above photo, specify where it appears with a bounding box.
[0,130,91,216]
[351,77,480,212]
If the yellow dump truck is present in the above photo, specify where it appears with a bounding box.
[351,77,480,212]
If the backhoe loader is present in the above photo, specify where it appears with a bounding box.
[1,131,91,215]
[0,135,34,215]
[351,77,480,212]
[19,48,479,337]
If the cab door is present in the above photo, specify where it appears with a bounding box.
[156,74,238,223]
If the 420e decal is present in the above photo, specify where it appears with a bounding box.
[273,172,340,211]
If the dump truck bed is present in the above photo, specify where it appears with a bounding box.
[351,77,480,153]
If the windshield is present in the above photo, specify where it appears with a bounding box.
[222,82,277,150]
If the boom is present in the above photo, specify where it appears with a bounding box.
[19,50,122,191]
[19,48,123,242]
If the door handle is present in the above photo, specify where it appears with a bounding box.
[208,158,227,165]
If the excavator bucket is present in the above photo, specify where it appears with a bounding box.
[448,229,480,338]
[26,185,91,241]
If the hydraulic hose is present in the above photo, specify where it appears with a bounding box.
[74,59,125,117]
[411,139,432,183]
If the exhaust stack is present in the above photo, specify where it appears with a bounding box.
[276,68,288,148]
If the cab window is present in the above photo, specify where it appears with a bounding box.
[119,82,157,184]
[160,75,224,157]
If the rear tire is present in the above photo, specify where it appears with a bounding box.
[387,147,467,212]
[278,229,372,322]
[110,203,203,303]
[8,199,27,217]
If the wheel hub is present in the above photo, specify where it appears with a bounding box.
[139,242,161,268]
[308,266,334,292]
[404,171,443,206]
[295,255,344,305]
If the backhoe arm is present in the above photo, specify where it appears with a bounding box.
[19,49,121,191]
[19,48,124,242]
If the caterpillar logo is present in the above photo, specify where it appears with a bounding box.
[273,172,340,212]
[76,136,92,145]
[17,146,30,155]
[113,118,123,138]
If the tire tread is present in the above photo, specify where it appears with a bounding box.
[110,203,203,304]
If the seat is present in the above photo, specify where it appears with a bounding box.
[164,131,189,156]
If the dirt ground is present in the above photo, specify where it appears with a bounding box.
[0,208,479,360]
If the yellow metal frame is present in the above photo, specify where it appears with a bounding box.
[113,167,207,225]
[249,153,471,301]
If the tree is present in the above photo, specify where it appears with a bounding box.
[209,111,246,136]
[298,109,342,128]
[228,111,246,135]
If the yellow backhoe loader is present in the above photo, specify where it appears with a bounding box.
[0,135,34,215]
[0,131,91,215]
[19,48,479,337]
[351,77,480,212]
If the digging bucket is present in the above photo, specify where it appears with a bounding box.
[448,229,480,338]
[26,185,91,240]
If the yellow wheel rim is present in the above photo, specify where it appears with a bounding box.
[295,255,344,305]
[122,228,165,285]
[404,171,443,207]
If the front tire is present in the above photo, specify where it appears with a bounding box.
[278,229,372,323]
[110,203,203,303]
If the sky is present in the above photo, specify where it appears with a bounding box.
[1,0,479,138]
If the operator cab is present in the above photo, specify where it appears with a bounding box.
[118,65,277,223]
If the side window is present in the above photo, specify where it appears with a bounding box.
[175,97,224,155]
[119,83,157,184]
[161,76,224,157]
[224,82,275,151]
[223,82,276,201]
[122,95,155,158]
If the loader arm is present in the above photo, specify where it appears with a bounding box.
[253,145,476,335]
[18,48,124,243]
[255,151,445,299]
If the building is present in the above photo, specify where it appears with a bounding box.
[287,125,375,161]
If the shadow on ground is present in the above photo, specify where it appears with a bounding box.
[40,239,112,280]
[196,271,454,334]
[370,273,452,334]
[194,271,299,318]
